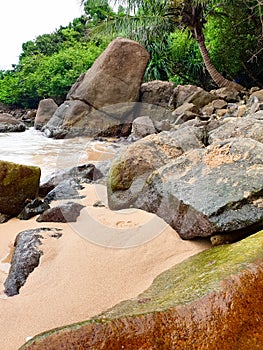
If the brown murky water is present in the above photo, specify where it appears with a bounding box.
[0,128,117,182]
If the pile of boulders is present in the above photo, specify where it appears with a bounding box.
[107,84,263,245]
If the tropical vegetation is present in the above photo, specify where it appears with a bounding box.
[0,0,262,107]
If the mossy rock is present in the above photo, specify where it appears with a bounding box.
[0,160,41,217]
[20,231,263,349]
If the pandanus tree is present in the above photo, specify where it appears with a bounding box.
[82,0,246,89]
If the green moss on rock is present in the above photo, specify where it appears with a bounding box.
[21,231,263,349]
[0,160,41,217]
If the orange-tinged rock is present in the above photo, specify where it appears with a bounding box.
[20,231,263,349]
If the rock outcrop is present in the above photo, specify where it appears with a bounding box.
[0,161,41,217]
[20,230,263,349]
[0,113,26,132]
[109,137,263,240]
[42,38,150,138]
[107,86,263,241]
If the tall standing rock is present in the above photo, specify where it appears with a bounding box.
[0,160,40,217]
[67,38,150,109]
[43,38,150,138]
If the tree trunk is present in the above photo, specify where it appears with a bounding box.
[196,37,244,91]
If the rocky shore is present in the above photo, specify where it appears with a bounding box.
[0,38,262,349]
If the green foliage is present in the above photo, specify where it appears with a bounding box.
[0,13,111,108]
[84,0,114,24]
[1,0,263,108]
[0,41,107,107]
[168,29,205,85]
[205,2,263,86]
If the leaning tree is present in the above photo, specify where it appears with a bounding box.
[81,0,263,89]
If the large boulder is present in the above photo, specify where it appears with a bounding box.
[0,114,26,132]
[34,98,58,130]
[67,38,150,109]
[131,138,263,240]
[43,38,149,138]
[108,126,204,210]
[42,100,133,139]
[0,161,41,217]
[20,230,263,350]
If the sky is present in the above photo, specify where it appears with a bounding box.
[0,0,84,70]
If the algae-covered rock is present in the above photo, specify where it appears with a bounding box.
[0,160,41,217]
[20,231,263,349]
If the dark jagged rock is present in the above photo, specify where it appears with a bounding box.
[20,231,263,350]
[4,228,62,297]
[131,138,263,240]
[43,179,84,204]
[17,198,50,220]
[39,164,102,198]
[36,202,85,222]
[0,160,41,217]
[0,213,11,223]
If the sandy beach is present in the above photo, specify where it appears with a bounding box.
[0,182,211,350]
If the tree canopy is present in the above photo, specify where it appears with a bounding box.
[0,0,262,107]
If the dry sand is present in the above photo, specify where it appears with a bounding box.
[0,183,211,350]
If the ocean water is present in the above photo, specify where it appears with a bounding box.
[0,128,116,182]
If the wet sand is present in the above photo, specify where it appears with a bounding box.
[0,183,211,350]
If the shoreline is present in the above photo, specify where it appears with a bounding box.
[0,184,211,349]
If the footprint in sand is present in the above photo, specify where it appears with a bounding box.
[116,220,135,228]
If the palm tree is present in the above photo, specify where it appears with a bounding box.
[165,0,244,89]
[81,0,246,89]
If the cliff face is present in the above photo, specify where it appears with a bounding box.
[20,230,263,350]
